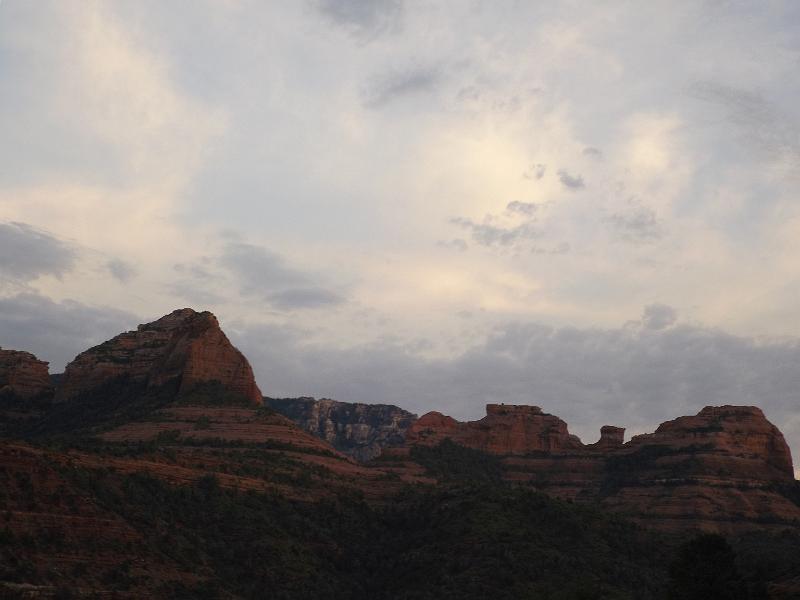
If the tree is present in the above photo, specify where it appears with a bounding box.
[668,533,744,600]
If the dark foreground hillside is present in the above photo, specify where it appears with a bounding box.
[2,463,664,599]
[2,435,799,598]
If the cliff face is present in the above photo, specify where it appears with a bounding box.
[266,397,417,461]
[401,403,798,532]
[407,404,583,454]
[55,309,262,405]
[626,405,794,479]
[0,348,52,399]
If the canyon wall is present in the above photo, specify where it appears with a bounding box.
[266,397,417,461]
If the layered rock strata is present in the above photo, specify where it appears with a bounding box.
[401,403,798,532]
[55,309,262,404]
[406,403,583,454]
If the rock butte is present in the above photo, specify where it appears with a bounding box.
[0,348,52,399]
[406,403,794,476]
[397,403,798,532]
[407,403,584,454]
[55,308,262,405]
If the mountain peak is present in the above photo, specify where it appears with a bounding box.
[55,308,262,404]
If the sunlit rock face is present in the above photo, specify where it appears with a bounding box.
[0,348,52,399]
[55,308,262,405]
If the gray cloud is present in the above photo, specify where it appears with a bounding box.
[168,261,224,305]
[106,258,136,283]
[523,164,547,180]
[641,303,677,330]
[688,80,800,168]
[450,217,541,247]
[220,242,307,291]
[0,292,139,372]
[437,238,468,252]
[506,201,538,217]
[607,205,663,243]
[0,222,77,283]
[234,313,800,463]
[363,66,442,108]
[267,287,344,310]
[314,0,402,40]
[174,262,215,281]
[167,281,224,306]
[582,147,603,158]
[219,242,343,310]
[531,242,570,256]
[557,170,585,190]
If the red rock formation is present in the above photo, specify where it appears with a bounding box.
[401,403,798,532]
[626,405,794,479]
[406,404,583,454]
[0,348,52,398]
[55,308,262,404]
[592,425,626,448]
[407,411,459,440]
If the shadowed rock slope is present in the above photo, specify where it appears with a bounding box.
[265,397,417,461]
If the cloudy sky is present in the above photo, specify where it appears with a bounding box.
[1,1,799,474]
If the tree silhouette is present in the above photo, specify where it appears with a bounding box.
[668,533,744,600]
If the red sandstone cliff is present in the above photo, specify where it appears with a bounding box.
[401,403,798,532]
[0,348,52,399]
[625,405,794,480]
[55,309,262,405]
[406,404,583,454]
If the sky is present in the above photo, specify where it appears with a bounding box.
[1,1,799,476]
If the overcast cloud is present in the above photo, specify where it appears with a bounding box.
[0,222,77,284]
[1,1,800,475]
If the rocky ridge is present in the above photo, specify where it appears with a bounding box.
[399,403,799,532]
[1,307,800,596]
[1,308,798,538]
[55,308,262,405]
[0,348,52,399]
[266,397,417,461]
[406,403,583,454]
